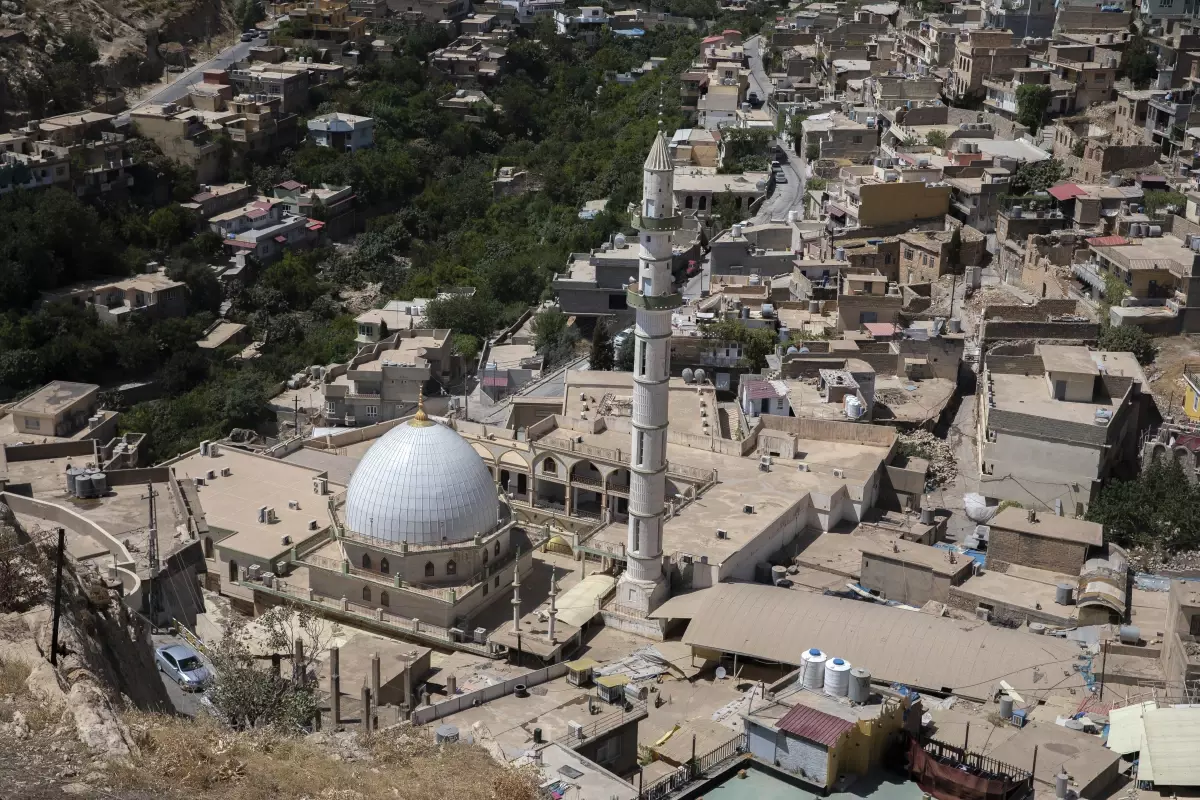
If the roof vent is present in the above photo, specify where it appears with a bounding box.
[716,528,729,539]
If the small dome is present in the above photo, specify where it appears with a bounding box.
[344,413,498,546]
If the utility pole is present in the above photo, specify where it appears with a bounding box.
[143,483,161,628]
[294,395,301,438]
[49,528,65,666]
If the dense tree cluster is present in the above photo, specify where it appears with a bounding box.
[1087,460,1200,551]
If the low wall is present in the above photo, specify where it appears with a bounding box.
[760,415,897,447]
[0,491,141,602]
[2,440,95,462]
[982,300,1079,321]
[306,416,408,450]
[107,466,171,486]
[982,320,1097,342]
[411,662,569,725]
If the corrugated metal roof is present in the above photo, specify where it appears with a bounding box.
[1142,706,1200,785]
[742,380,784,400]
[679,583,1086,701]
[1106,701,1155,755]
[776,704,855,746]
[1047,183,1086,201]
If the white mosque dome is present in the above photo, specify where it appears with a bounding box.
[344,407,499,546]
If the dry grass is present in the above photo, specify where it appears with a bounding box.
[112,712,541,800]
[0,656,63,730]
[0,657,31,697]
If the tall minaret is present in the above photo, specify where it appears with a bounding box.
[511,550,521,630]
[547,565,559,644]
[617,111,681,615]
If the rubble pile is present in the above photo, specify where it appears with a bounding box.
[1128,545,1200,574]
[898,430,957,487]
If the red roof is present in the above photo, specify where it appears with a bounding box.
[776,704,855,746]
[226,240,256,249]
[742,380,784,400]
[702,35,723,43]
[1047,183,1087,201]
[306,220,326,230]
[273,235,288,243]
[723,28,741,34]
[1087,235,1129,247]
[863,322,900,337]
[277,180,304,191]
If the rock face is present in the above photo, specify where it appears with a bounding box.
[67,683,139,758]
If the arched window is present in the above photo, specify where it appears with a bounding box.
[446,559,457,576]
[380,591,389,607]
[204,537,214,558]
[380,557,390,575]
[542,457,556,473]
[229,560,239,583]
[698,196,708,211]
[362,553,372,570]
[482,548,488,564]
[685,195,694,209]
[425,561,435,577]
[495,540,501,556]
[482,583,488,597]
[363,586,371,602]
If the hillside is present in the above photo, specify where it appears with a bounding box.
[0,0,231,122]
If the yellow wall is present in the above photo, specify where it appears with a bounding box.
[858,180,950,227]
[826,698,906,782]
[1184,378,1200,421]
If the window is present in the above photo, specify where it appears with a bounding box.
[365,405,378,418]
[363,586,372,602]
[495,540,501,556]
[23,418,40,431]
[637,339,647,376]
[380,557,390,575]
[380,591,389,607]
[632,519,640,553]
[1193,392,1199,413]
[326,401,336,415]
[229,560,239,583]
[636,431,645,465]
[852,135,863,144]
[543,457,557,474]
[698,196,708,211]
[482,548,488,564]
[495,575,500,587]
[608,293,628,310]
[362,553,372,569]
[204,537,214,558]
[685,195,694,209]
[595,735,622,765]
[904,248,914,260]
[446,559,457,576]
[425,561,435,577]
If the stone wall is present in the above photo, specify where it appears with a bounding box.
[982,320,1098,342]
[945,584,1074,627]
[985,528,1089,574]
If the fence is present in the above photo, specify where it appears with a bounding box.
[639,733,748,800]
[410,662,569,725]
[556,699,647,746]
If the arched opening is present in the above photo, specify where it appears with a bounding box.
[685,195,694,209]
[494,540,501,556]
[204,537,213,558]
[482,548,488,564]
[363,586,371,602]
[362,553,372,570]
[446,559,457,576]
[698,196,708,211]
[542,457,557,474]
[380,557,390,575]
[380,591,389,607]
[229,560,239,583]
[424,561,435,577]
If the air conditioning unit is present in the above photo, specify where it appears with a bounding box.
[833,468,844,478]
[975,606,991,621]
[194,477,205,487]
[797,462,809,472]
[474,627,488,644]
[281,535,292,546]
[716,529,729,539]
[567,721,584,739]
[221,467,231,477]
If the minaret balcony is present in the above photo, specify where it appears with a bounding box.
[633,214,682,231]
[627,289,683,310]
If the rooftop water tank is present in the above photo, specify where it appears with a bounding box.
[845,395,865,419]
[91,473,108,496]
[825,657,852,697]
[848,667,871,704]
[801,649,827,690]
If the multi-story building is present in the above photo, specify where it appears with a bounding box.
[227,64,312,113]
[209,197,321,263]
[130,103,232,183]
[946,167,1012,233]
[1030,42,1119,112]
[1114,88,1163,145]
[353,299,423,345]
[307,113,376,152]
[801,113,877,162]
[319,329,457,425]
[897,226,986,283]
[283,0,367,46]
[430,36,507,83]
[183,182,254,220]
[273,180,357,238]
[0,112,137,198]
[983,67,1074,119]
[977,344,1150,511]
[438,89,499,121]
[950,30,1029,101]
[41,271,189,325]
[554,6,609,38]
[672,168,768,220]
[1074,230,1200,332]
[822,167,952,231]
[385,0,468,23]
[898,17,958,73]
[984,0,1056,40]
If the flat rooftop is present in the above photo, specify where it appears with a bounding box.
[168,447,346,560]
[990,507,1104,547]
[872,375,956,425]
[196,322,247,349]
[488,343,540,370]
[561,371,719,440]
[672,169,768,193]
[953,566,1078,621]
[12,381,97,415]
[990,373,1119,425]
[1039,344,1100,375]
[859,538,974,578]
[1093,236,1195,271]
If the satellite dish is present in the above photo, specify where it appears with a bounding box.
[715,666,727,680]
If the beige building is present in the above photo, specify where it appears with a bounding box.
[1162,581,1200,697]
[8,382,101,438]
[898,226,986,284]
[978,344,1150,512]
[320,329,457,425]
[950,30,1028,101]
[859,539,974,606]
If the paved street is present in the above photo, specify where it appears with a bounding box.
[117,35,264,124]
[744,34,807,224]
[151,632,206,717]
[744,34,772,104]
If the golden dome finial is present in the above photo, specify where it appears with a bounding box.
[411,386,433,427]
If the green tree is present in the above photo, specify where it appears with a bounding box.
[147,204,197,250]
[1120,33,1159,89]
[424,292,502,341]
[452,333,480,364]
[1010,158,1066,196]
[1143,190,1186,216]
[925,129,948,149]
[234,0,266,31]
[1098,324,1157,365]
[1087,459,1200,551]
[589,320,614,371]
[1015,84,1053,134]
[532,308,579,366]
[616,334,635,371]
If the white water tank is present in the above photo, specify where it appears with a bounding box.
[845,395,865,419]
[732,223,744,238]
[801,648,827,690]
[825,657,852,697]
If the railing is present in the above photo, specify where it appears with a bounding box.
[557,699,647,747]
[570,473,605,489]
[336,519,509,555]
[640,733,748,800]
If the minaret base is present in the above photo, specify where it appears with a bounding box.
[604,570,670,640]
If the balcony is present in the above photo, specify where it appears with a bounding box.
[1072,261,1106,292]
[633,214,683,231]
[556,699,647,748]
[627,289,683,310]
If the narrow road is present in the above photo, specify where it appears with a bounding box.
[744,35,807,224]
[117,34,265,123]
[744,34,772,103]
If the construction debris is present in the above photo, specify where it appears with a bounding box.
[898,429,956,487]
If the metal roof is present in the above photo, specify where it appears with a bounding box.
[1047,183,1087,201]
[1142,706,1200,785]
[1086,235,1128,247]
[679,583,1086,701]
[1106,701,1155,756]
[775,704,855,746]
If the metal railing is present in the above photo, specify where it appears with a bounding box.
[640,733,747,800]
[557,699,647,747]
